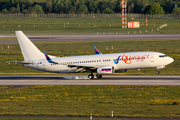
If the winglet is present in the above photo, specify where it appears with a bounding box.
[43,52,57,63]
[94,46,101,55]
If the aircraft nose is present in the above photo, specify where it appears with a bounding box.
[167,57,174,64]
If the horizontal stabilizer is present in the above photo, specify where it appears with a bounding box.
[7,61,34,64]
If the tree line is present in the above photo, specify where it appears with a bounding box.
[0,0,180,14]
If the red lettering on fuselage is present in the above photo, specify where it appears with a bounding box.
[118,54,150,64]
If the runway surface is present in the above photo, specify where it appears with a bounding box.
[0,75,180,85]
[0,34,180,43]
[1,116,179,120]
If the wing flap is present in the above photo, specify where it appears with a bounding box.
[67,64,97,69]
[94,46,102,55]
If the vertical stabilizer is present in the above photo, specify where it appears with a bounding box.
[15,31,44,61]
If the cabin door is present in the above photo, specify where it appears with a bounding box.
[150,55,154,62]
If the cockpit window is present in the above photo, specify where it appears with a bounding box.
[159,55,166,58]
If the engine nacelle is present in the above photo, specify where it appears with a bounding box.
[97,66,115,75]
[115,69,128,73]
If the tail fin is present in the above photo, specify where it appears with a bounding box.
[15,31,44,61]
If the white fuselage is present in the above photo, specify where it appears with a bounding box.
[23,51,174,73]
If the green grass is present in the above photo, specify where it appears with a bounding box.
[5,118,126,120]
[0,85,180,118]
[0,118,97,120]
[0,40,179,75]
[0,118,132,120]
[0,18,180,34]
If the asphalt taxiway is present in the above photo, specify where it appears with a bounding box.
[0,75,180,85]
[0,34,180,43]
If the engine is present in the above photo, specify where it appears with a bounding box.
[97,66,115,75]
[115,69,128,73]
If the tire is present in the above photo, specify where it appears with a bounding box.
[96,74,102,78]
[88,75,94,79]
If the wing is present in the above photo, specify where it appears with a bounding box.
[94,46,102,55]
[43,52,98,72]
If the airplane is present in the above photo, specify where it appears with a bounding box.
[14,31,174,79]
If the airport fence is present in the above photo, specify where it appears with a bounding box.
[0,13,180,19]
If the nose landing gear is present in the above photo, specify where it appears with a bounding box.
[156,70,160,74]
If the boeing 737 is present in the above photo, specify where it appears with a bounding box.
[14,31,174,79]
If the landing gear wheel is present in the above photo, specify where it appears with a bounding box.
[88,74,94,79]
[96,74,102,78]
[156,71,160,74]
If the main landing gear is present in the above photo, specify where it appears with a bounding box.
[96,74,102,78]
[88,72,94,79]
[88,72,102,79]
